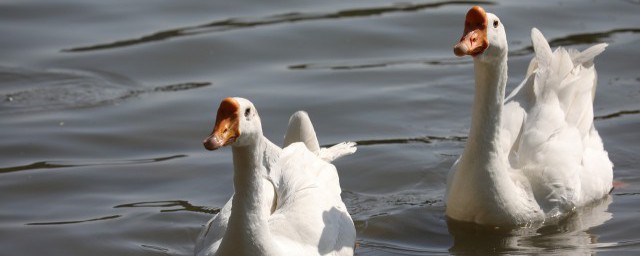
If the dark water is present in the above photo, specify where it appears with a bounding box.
[1,0,639,255]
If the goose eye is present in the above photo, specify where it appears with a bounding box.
[493,20,499,28]
[244,108,251,117]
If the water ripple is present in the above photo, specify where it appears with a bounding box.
[0,155,186,174]
[140,244,171,254]
[1,65,211,113]
[319,110,629,150]
[62,0,493,53]
[510,28,640,56]
[357,240,449,255]
[289,28,640,71]
[614,192,640,196]
[344,190,443,218]
[323,135,466,148]
[26,214,121,226]
[289,57,471,71]
[114,200,220,215]
[594,109,640,120]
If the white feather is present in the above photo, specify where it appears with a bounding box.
[446,16,613,227]
[196,99,356,256]
[284,111,357,162]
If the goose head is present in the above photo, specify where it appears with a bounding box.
[453,6,507,63]
[203,97,262,150]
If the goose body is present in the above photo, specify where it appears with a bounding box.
[446,6,613,226]
[196,97,356,256]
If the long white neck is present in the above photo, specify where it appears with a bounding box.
[218,136,280,255]
[461,56,508,167]
[447,52,515,224]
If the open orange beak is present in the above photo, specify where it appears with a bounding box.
[203,97,240,151]
[453,6,489,57]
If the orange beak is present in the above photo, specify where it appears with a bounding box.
[453,6,489,57]
[203,97,240,151]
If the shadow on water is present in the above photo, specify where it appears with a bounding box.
[62,0,493,53]
[0,155,186,174]
[447,196,613,255]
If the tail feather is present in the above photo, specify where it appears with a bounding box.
[527,28,606,138]
[318,142,357,162]
[572,43,607,67]
[284,111,357,162]
[283,111,321,154]
[531,28,553,68]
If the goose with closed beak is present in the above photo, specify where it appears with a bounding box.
[196,97,356,256]
[446,6,613,226]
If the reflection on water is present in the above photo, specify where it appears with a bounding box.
[448,197,613,255]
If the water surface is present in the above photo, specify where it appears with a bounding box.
[1,0,639,255]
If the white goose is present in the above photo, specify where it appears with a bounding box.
[445,6,613,226]
[196,97,356,256]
